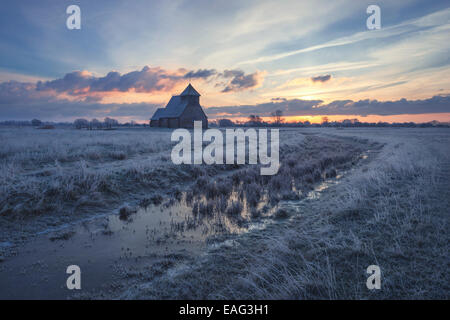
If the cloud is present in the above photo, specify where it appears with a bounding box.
[0,95,160,121]
[183,69,217,79]
[314,95,450,116]
[271,97,287,102]
[205,95,450,118]
[36,66,187,95]
[311,74,331,83]
[221,70,264,92]
[0,79,162,120]
[0,81,44,104]
[32,66,261,96]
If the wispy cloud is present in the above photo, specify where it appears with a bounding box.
[238,7,450,65]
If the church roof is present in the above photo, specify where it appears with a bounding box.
[180,83,200,96]
[150,108,166,120]
[150,84,201,120]
[162,96,189,117]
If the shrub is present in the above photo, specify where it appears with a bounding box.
[226,201,243,216]
[151,194,163,205]
[273,208,291,219]
[119,206,136,220]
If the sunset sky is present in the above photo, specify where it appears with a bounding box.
[0,0,449,123]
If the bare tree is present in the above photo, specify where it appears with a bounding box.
[104,117,118,129]
[271,109,283,125]
[74,118,89,129]
[90,118,101,130]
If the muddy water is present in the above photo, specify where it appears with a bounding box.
[0,196,271,299]
[0,153,370,299]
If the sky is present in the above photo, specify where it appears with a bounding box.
[0,0,449,123]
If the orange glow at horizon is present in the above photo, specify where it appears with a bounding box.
[208,113,450,124]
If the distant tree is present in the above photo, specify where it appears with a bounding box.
[342,119,353,127]
[104,117,119,129]
[321,116,329,125]
[74,118,89,129]
[31,119,42,127]
[90,118,101,130]
[218,119,235,127]
[248,115,263,126]
[271,109,284,125]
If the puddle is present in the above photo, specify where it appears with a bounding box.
[0,242,12,248]
[0,151,369,299]
[0,191,275,299]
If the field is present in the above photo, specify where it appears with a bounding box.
[0,127,448,299]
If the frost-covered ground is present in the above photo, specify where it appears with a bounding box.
[0,127,448,299]
[0,127,352,242]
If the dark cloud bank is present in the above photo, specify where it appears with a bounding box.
[0,93,160,120]
[1,89,448,121]
[205,95,450,118]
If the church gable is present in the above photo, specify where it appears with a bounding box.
[149,84,208,129]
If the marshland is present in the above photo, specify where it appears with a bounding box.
[0,126,448,299]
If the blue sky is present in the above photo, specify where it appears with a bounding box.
[0,0,449,122]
